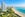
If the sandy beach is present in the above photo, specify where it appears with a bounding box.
[12,8,25,17]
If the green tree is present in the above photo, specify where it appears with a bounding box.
[0,7,21,17]
[0,8,2,13]
[6,7,21,17]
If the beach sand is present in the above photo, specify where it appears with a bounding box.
[12,8,25,17]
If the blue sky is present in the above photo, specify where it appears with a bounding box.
[1,0,25,4]
[0,0,25,7]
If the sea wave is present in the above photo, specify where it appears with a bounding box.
[15,7,25,14]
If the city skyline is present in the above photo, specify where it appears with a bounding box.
[0,0,25,7]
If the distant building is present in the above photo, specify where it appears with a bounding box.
[1,2,7,11]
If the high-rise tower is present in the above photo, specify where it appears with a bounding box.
[1,1,5,11]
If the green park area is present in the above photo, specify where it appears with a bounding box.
[0,7,21,17]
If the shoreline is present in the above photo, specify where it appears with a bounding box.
[12,8,25,17]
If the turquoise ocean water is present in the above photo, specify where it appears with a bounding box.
[15,7,25,14]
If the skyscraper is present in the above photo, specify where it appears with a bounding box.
[1,1,5,11]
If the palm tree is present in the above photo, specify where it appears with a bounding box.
[6,7,21,17]
[0,7,21,17]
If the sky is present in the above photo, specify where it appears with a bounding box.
[0,0,25,7]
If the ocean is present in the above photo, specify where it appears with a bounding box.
[15,7,25,14]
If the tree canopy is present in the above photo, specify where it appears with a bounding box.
[0,7,21,17]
